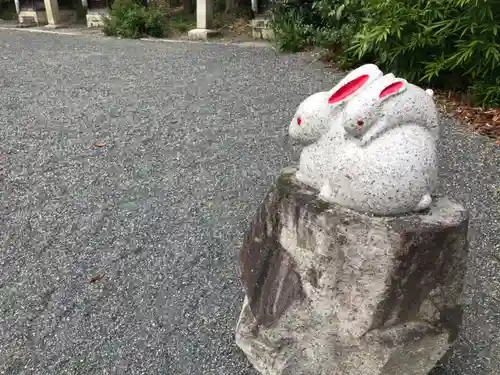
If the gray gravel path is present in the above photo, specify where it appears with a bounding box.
[0,30,499,375]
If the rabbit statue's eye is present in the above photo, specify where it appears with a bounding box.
[357,120,364,128]
[297,117,303,126]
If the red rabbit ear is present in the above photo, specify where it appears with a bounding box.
[379,81,405,99]
[328,74,370,104]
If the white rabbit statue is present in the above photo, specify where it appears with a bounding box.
[341,74,440,144]
[295,75,439,215]
[288,64,385,144]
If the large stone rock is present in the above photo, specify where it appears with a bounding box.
[235,167,469,375]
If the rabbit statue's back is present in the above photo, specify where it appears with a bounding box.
[318,123,438,215]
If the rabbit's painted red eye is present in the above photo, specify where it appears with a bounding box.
[297,117,302,126]
[357,119,364,128]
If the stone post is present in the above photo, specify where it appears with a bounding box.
[235,168,469,375]
[187,0,220,40]
[43,0,62,27]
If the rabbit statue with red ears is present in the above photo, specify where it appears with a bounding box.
[288,64,386,144]
[341,74,439,144]
[295,74,440,215]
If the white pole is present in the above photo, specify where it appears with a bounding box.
[14,0,20,14]
[196,0,213,29]
[188,0,219,39]
[251,0,257,13]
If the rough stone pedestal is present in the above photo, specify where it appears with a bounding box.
[235,167,469,375]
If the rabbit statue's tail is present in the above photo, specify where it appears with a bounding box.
[425,89,434,97]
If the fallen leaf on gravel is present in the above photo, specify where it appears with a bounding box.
[93,142,106,147]
[89,274,104,283]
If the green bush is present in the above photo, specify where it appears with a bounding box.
[269,0,500,107]
[309,0,363,50]
[345,0,500,106]
[144,7,169,37]
[168,13,196,33]
[269,6,314,52]
[0,0,17,20]
[103,0,169,39]
[269,0,361,52]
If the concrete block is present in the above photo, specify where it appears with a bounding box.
[250,17,273,40]
[86,9,109,28]
[250,18,270,29]
[187,28,220,40]
[260,27,274,40]
[18,10,46,25]
[236,167,469,375]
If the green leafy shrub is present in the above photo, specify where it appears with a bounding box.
[144,7,169,37]
[309,0,363,50]
[168,12,196,33]
[268,0,362,52]
[344,0,500,106]
[269,6,314,52]
[103,0,169,38]
[269,0,500,106]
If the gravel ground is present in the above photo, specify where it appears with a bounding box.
[0,30,499,375]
